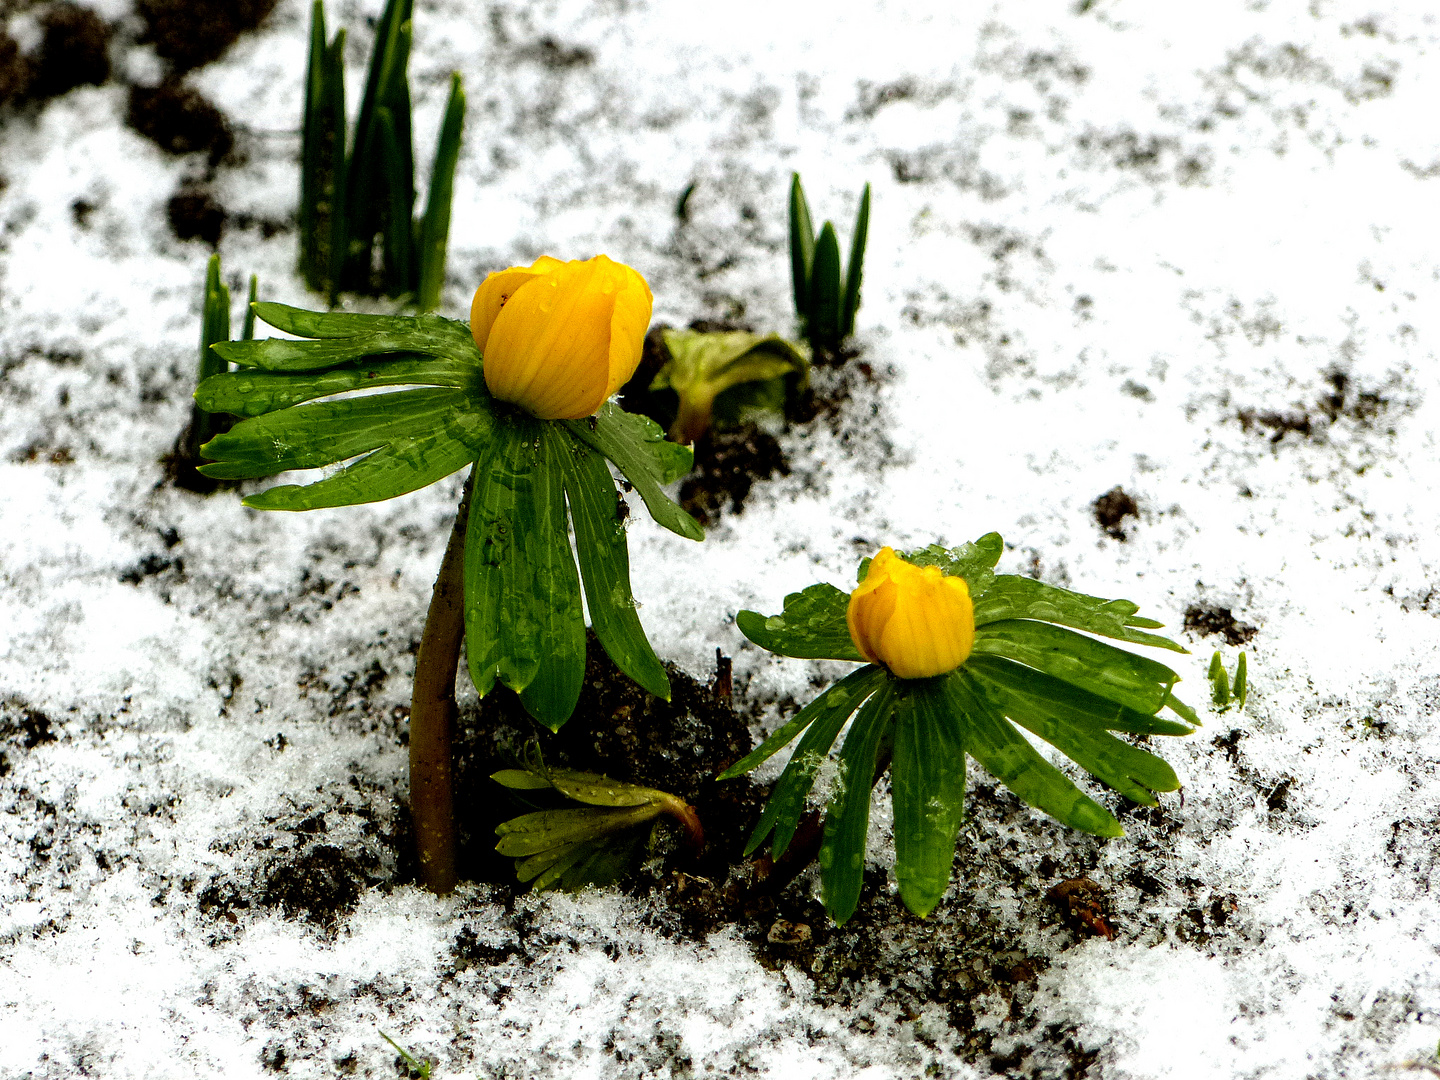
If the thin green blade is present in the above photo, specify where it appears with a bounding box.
[198,387,468,477]
[495,804,657,857]
[1209,651,1230,707]
[721,664,885,781]
[1234,653,1248,710]
[971,620,1182,717]
[376,104,415,297]
[195,354,479,418]
[735,582,864,662]
[890,677,966,917]
[742,669,884,858]
[416,72,465,313]
[808,222,843,344]
[215,321,480,372]
[972,575,1186,653]
[819,682,895,925]
[298,0,327,288]
[251,301,423,339]
[964,654,1195,737]
[563,404,702,541]
[788,172,816,321]
[551,425,670,701]
[948,671,1123,838]
[840,182,870,337]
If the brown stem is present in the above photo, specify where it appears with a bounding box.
[409,470,475,894]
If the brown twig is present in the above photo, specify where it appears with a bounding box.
[409,470,475,894]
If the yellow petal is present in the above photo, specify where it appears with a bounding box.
[470,256,564,351]
[604,258,654,398]
[482,258,616,420]
[847,548,974,679]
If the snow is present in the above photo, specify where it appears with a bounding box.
[5,0,1440,1075]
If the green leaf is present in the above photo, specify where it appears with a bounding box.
[972,575,1187,653]
[965,654,1196,737]
[563,404,702,541]
[819,682,895,925]
[376,104,415,296]
[543,768,670,808]
[490,768,554,790]
[742,667,884,858]
[969,659,1180,804]
[841,182,870,337]
[237,413,485,511]
[241,276,258,342]
[298,3,347,295]
[788,173,816,321]
[251,301,428,339]
[464,417,586,730]
[195,355,478,417]
[416,72,465,313]
[495,804,659,857]
[650,329,807,443]
[198,387,477,477]
[218,313,479,372]
[735,582,864,662]
[971,620,1183,717]
[194,254,232,447]
[890,677,967,917]
[551,426,671,700]
[720,664,885,781]
[948,671,1123,837]
[884,533,1004,596]
[1234,652,1248,710]
[808,222,843,344]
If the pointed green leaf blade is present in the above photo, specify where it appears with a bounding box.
[970,662,1180,803]
[742,668,885,858]
[251,301,424,339]
[788,173,816,321]
[949,671,1123,838]
[890,677,966,917]
[1234,653,1248,710]
[971,620,1182,717]
[840,182,870,337]
[964,654,1195,737]
[819,682,895,925]
[735,582,864,662]
[563,404,702,541]
[721,664,885,781]
[551,426,670,701]
[808,222,843,343]
[972,575,1186,653]
[543,768,666,808]
[494,804,657,856]
[195,354,479,418]
[416,72,465,313]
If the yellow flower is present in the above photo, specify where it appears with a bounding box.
[471,254,653,420]
[846,548,975,679]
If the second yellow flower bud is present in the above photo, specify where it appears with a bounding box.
[846,548,975,679]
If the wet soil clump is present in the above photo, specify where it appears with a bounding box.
[1092,485,1139,540]
[128,81,234,164]
[679,428,790,527]
[0,31,32,106]
[1184,603,1259,645]
[29,4,111,100]
[167,185,226,246]
[137,0,279,73]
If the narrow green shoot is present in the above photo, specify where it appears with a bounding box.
[299,0,464,307]
[378,1032,431,1079]
[1209,651,1249,713]
[193,254,231,449]
[788,173,871,355]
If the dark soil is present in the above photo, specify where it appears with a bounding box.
[137,0,279,73]
[167,185,226,246]
[1092,485,1139,540]
[260,844,367,927]
[1236,367,1401,445]
[29,4,111,100]
[128,81,234,164]
[0,31,31,105]
[453,632,766,887]
[0,698,57,778]
[678,428,790,527]
[1184,604,1259,645]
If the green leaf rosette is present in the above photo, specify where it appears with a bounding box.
[722,532,1198,925]
[194,302,702,730]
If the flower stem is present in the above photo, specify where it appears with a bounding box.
[409,469,474,894]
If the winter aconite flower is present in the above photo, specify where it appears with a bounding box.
[471,254,653,420]
[847,547,975,679]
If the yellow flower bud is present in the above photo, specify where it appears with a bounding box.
[470,254,653,420]
[846,548,975,679]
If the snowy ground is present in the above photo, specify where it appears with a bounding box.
[4,0,1440,1076]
